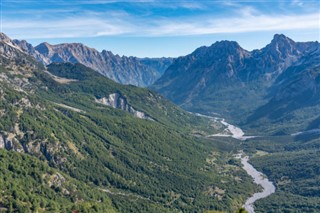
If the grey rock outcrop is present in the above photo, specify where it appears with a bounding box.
[96,93,153,120]
[0,135,5,149]
[13,39,49,64]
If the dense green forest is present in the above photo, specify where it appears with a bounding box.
[242,135,320,212]
[0,150,116,212]
[0,49,257,212]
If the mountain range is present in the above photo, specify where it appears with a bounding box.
[12,35,173,87]
[151,34,320,134]
[0,32,319,212]
[0,32,258,212]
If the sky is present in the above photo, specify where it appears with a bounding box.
[1,0,319,57]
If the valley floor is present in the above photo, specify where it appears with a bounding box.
[203,115,276,212]
[202,114,320,212]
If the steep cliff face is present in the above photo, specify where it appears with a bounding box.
[245,46,320,134]
[0,33,26,60]
[13,39,49,64]
[95,93,154,120]
[32,42,171,86]
[6,33,173,87]
[247,34,317,80]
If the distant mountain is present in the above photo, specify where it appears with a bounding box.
[152,40,250,103]
[246,45,320,134]
[151,34,320,133]
[13,39,49,64]
[10,35,173,87]
[138,57,174,76]
[0,33,26,59]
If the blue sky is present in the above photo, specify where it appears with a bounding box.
[1,0,319,57]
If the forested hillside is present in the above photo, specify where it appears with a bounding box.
[0,33,257,212]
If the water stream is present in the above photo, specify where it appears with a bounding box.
[209,119,256,140]
[195,113,275,212]
[236,154,276,213]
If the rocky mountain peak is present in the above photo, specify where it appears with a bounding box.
[152,34,320,118]
[33,41,170,86]
[101,50,115,57]
[0,33,29,60]
[265,34,298,56]
[56,42,95,51]
[36,42,101,57]
[11,40,49,65]
[190,40,248,61]
[0,32,24,52]
[13,39,33,51]
[249,34,304,74]
[271,34,293,43]
[208,40,249,58]
[211,40,242,49]
[0,32,12,43]
[2,33,172,87]
[35,42,53,55]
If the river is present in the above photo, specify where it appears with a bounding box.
[236,153,276,213]
[194,113,256,140]
[218,119,275,213]
[195,113,275,212]
[209,119,256,140]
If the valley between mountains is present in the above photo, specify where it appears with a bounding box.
[0,32,319,212]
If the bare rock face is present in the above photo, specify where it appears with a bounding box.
[96,93,153,120]
[3,32,173,87]
[13,39,49,64]
[152,34,319,118]
[0,133,24,153]
[0,33,24,59]
[0,135,5,149]
[0,33,44,73]
[247,45,320,124]
[33,42,172,87]
[49,173,66,188]
[0,33,22,50]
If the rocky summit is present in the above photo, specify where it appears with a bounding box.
[151,34,320,134]
[7,35,173,87]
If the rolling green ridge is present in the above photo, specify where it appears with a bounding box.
[0,45,257,212]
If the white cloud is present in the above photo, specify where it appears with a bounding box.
[291,0,304,7]
[3,6,319,39]
[145,13,319,36]
[3,17,134,39]
[149,1,206,10]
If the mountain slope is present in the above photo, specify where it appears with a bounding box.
[151,34,319,129]
[245,46,320,134]
[33,41,172,87]
[138,57,174,76]
[0,33,257,212]
[10,34,173,87]
[0,150,117,212]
